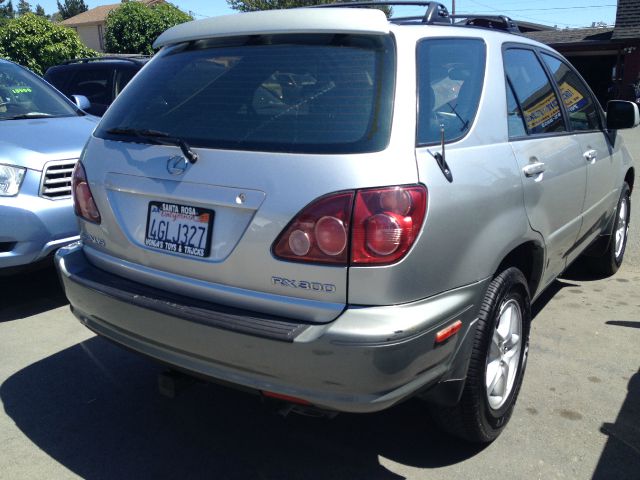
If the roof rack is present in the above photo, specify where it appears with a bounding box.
[60,55,151,65]
[315,1,521,33]
[452,14,520,33]
[316,1,450,25]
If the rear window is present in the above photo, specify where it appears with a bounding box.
[96,34,396,154]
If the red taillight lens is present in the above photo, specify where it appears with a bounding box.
[273,185,427,266]
[72,161,101,224]
[352,185,427,265]
[272,192,354,264]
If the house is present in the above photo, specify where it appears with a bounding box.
[524,0,640,104]
[61,0,165,53]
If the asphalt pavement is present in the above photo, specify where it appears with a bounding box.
[0,132,639,480]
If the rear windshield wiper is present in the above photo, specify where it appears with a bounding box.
[106,127,199,164]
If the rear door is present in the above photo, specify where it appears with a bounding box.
[504,47,587,287]
[540,53,618,250]
[80,33,410,321]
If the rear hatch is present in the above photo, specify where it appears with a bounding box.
[81,26,414,322]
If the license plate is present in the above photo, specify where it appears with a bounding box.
[144,201,214,258]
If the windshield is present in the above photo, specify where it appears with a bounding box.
[0,61,79,120]
[96,34,396,154]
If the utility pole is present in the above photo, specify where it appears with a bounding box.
[452,0,456,15]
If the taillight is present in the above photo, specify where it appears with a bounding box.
[272,192,354,264]
[352,186,427,265]
[72,161,101,224]
[272,185,427,266]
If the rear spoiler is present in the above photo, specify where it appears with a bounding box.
[153,8,390,49]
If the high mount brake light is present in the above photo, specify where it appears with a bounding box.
[72,161,101,224]
[272,185,427,266]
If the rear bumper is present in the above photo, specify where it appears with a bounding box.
[56,243,489,413]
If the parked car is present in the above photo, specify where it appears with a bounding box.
[0,59,98,272]
[44,56,150,117]
[55,3,636,443]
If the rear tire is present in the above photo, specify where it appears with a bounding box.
[431,267,531,443]
[588,182,631,276]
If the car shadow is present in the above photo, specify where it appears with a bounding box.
[0,264,68,323]
[530,258,617,320]
[0,337,486,479]
[592,368,640,479]
[606,320,640,329]
[560,259,609,282]
[531,279,578,320]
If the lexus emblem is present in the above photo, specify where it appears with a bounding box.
[167,155,188,175]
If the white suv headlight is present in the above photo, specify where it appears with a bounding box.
[0,164,26,196]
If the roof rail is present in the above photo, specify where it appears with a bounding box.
[315,1,521,33]
[315,1,450,25]
[60,55,151,65]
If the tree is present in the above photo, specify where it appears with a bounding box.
[0,0,15,19]
[17,0,30,16]
[104,2,192,55]
[227,0,391,16]
[56,0,87,20]
[0,13,97,74]
[34,3,44,16]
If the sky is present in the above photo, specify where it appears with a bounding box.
[33,1,619,29]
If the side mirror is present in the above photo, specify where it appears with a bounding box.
[72,94,91,111]
[606,100,640,130]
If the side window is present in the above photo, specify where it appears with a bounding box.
[506,82,527,137]
[68,68,112,106]
[115,68,137,98]
[541,53,601,131]
[417,38,486,145]
[503,48,565,135]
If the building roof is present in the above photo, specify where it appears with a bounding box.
[61,0,163,26]
[524,27,614,46]
[61,3,118,26]
[613,0,640,40]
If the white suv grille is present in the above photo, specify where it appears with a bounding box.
[40,159,77,200]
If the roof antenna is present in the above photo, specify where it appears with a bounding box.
[433,124,453,182]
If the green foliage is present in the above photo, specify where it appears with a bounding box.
[56,0,87,20]
[0,13,97,74]
[227,0,391,16]
[104,1,192,55]
[228,0,332,10]
[34,3,44,16]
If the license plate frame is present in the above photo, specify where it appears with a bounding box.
[144,201,214,258]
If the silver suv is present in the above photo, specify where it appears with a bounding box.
[55,2,637,443]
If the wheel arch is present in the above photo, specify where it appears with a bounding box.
[494,241,544,299]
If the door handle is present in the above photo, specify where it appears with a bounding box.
[584,149,597,162]
[523,162,546,177]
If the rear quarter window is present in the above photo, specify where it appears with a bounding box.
[416,38,486,145]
